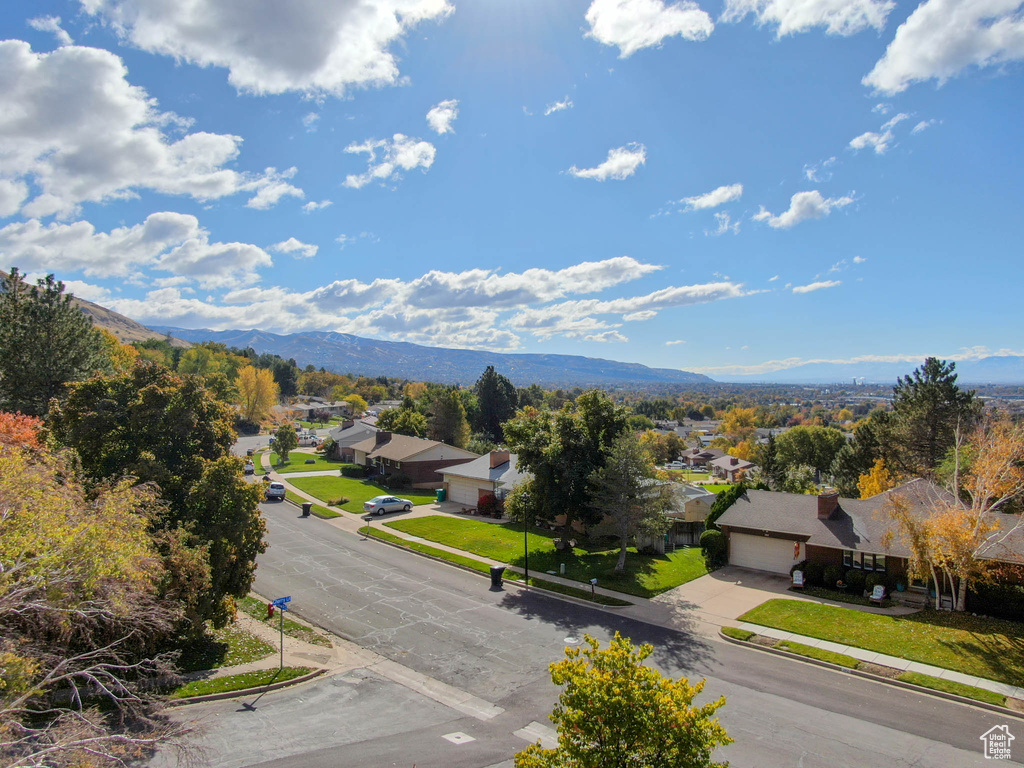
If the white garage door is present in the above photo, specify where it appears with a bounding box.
[729,533,800,574]
[447,477,486,506]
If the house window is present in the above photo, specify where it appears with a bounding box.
[843,550,852,568]
[874,555,886,572]
[852,552,863,569]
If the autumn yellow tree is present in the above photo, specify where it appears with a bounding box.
[237,365,279,422]
[729,440,753,461]
[345,393,368,417]
[858,458,898,498]
[721,406,758,443]
[405,381,428,400]
[884,417,1024,611]
[97,328,140,373]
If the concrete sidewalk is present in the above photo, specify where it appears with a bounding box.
[737,620,1024,700]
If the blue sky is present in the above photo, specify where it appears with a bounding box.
[1,0,1022,378]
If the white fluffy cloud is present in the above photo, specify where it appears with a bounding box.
[721,0,894,36]
[752,190,853,228]
[270,238,318,259]
[79,0,455,96]
[544,97,574,116]
[0,41,298,218]
[426,99,459,134]
[585,0,714,57]
[244,167,304,210]
[28,16,74,45]
[792,280,841,293]
[0,211,272,288]
[864,0,1024,94]
[302,200,333,213]
[567,143,647,181]
[682,183,743,210]
[343,134,437,189]
[849,112,909,154]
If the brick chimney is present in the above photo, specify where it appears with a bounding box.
[341,419,354,430]
[817,491,839,519]
[375,431,392,446]
[489,449,510,469]
[730,457,738,466]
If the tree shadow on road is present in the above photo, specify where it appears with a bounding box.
[496,587,716,675]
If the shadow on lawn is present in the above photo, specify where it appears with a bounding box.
[901,610,1024,686]
[495,584,715,672]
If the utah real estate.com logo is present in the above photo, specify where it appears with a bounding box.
[981,725,1014,760]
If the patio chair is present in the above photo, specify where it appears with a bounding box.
[791,570,806,589]
[869,584,886,605]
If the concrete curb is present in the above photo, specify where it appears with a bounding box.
[718,629,1024,721]
[360,526,633,611]
[168,668,327,707]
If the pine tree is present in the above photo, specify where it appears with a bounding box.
[475,365,518,442]
[0,268,105,416]
[428,387,471,448]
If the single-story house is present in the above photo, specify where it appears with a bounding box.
[350,431,478,488]
[709,455,758,482]
[715,480,1024,590]
[680,447,726,468]
[439,450,529,507]
[664,483,716,546]
[326,419,378,461]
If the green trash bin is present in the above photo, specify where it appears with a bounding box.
[436,488,446,503]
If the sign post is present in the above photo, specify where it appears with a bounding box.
[271,596,291,671]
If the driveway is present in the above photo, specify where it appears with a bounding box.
[650,565,807,629]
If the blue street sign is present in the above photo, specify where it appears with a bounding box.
[271,596,291,607]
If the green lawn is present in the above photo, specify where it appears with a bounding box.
[360,526,631,606]
[237,596,332,647]
[898,671,1007,707]
[175,624,275,673]
[298,419,342,429]
[169,667,314,699]
[290,475,437,513]
[739,599,1024,687]
[700,483,733,494]
[775,640,860,669]
[269,452,348,473]
[383,515,707,598]
[282,491,341,518]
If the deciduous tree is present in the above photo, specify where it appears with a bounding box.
[514,633,731,768]
[275,423,298,462]
[376,406,427,437]
[237,365,279,422]
[858,458,897,499]
[589,433,670,571]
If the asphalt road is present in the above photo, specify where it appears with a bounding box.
[165,502,1022,767]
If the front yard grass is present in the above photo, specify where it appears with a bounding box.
[169,666,314,699]
[237,596,332,647]
[290,476,437,513]
[269,452,347,473]
[775,640,860,669]
[360,525,631,606]
[175,624,275,673]
[383,515,707,598]
[283,490,341,518]
[739,599,1024,687]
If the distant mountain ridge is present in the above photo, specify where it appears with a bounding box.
[720,356,1024,385]
[151,327,714,388]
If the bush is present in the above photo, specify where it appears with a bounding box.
[318,437,336,456]
[865,572,885,591]
[234,417,261,435]
[804,561,825,586]
[341,465,368,478]
[326,496,350,506]
[844,568,867,593]
[699,529,727,569]
[477,493,503,518]
[968,581,1024,621]
[378,472,411,489]
[790,560,807,577]
[824,565,844,588]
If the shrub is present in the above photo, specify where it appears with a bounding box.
[477,493,503,518]
[824,565,844,588]
[845,568,867,593]
[790,560,807,577]
[968,581,1024,621]
[234,417,261,435]
[341,465,368,478]
[865,572,885,591]
[378,472,411,489]
[804,561,825,586]
[318,437,336,456]
[326,496,350,506]
[699,529,727,569]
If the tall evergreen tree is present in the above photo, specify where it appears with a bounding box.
[879,357,981,477]
[428,387,471,448]
[0,268,105,416]
[475,365,518,442]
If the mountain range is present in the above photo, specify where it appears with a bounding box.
[720,356,1024,385]
[151,327,714,388]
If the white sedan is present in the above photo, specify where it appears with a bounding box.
[363,495,413,516]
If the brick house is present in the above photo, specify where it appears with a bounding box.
[350,431,478,488]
